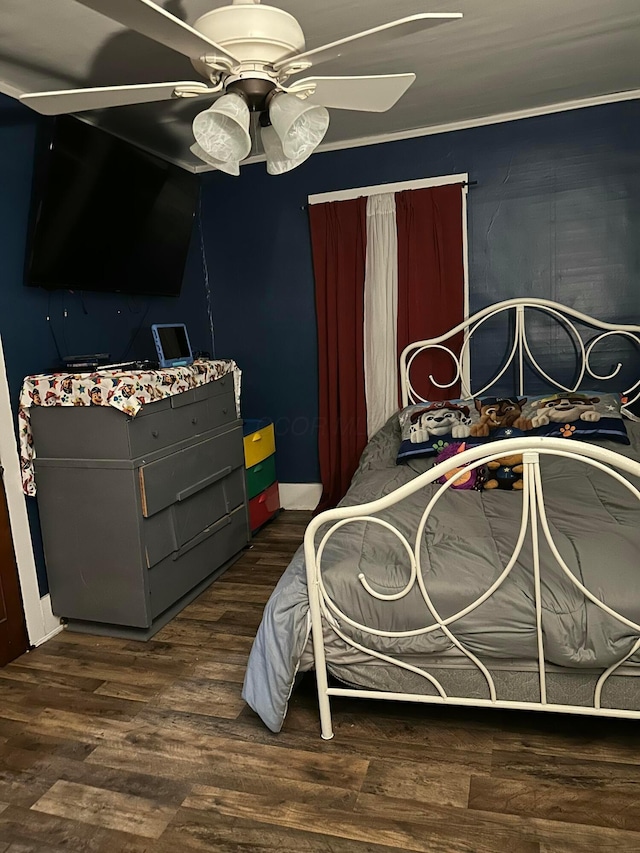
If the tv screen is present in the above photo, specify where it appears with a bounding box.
[26,116,199,297]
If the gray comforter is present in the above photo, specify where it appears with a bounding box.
[243,418,640,732]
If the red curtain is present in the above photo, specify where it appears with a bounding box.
[396,184,465,401]
[310,198,368,512]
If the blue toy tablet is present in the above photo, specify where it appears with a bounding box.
[151,323,194,368]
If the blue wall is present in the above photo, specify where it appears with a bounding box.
[0,94,211,594]
[200,99,640,484]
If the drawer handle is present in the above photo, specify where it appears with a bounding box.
[222,408,228,415]
[176,465,232,502]
[254,464,262,473]
[258,494,267,504]
[252,433,263,442]
[220,378,226,386]
[152,430,159,438]
[192,417,198,425]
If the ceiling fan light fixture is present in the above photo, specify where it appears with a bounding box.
[190,142,240,176]
[192,92,251,164]
[260,123,310,175]
[268,93,329,160]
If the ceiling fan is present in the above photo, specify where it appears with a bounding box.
[19,0,462,175]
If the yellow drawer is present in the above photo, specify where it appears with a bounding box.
[243,422,275,468]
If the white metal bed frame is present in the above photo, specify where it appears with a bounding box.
[304,298,640,739]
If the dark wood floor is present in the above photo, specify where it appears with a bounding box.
[1,511,640,851]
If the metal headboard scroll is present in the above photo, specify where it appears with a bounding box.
[399,297,640,412]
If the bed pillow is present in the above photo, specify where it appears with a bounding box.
[519,391,630,445]
[397,390,630,464]
[397,396,538,463]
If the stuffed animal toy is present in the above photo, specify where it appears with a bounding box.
[470,397,532,437]
[483,453,524,490]
[408,401,472,443]
[435,442,485,490]
[530,393,601,427]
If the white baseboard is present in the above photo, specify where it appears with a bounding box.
[34,594,63,646]
[279,483,322,511]
[34,623,64,646]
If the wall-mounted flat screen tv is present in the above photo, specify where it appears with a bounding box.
[25,116,199,297]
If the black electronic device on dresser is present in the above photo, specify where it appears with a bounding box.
[30,373,250,639]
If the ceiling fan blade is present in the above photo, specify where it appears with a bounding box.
[273,13,462,73]
[19,82,215,115]
[73,0,240,68]
[291,74,416,112]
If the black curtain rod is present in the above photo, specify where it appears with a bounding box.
[301,180,477,210]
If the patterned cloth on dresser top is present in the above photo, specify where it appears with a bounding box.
[18,359,240,496]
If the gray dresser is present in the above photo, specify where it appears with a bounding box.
[31,373,250,639]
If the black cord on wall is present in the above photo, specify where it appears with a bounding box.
[198,190,216,358]
[46,292,63,364]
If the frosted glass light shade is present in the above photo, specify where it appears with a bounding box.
[269,93,329,160]
[261,124,311,175]
[192,93,251,165]
[190,142,240,176]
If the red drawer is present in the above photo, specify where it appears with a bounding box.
[248,482,280,533]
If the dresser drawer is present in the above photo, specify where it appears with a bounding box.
[139,425,244,518]
[148,505,248,619]
[128,388,235,457]
[243,422,275,468]
[248,482,280,532]
[245,454,276,500]
[142,467,245,568]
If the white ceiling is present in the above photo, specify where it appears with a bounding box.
[1,0,639,171]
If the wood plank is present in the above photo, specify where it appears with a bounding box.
[468,774,640,831]
[190,661,247,683]
[163,808,435,853]
[14,652,177,689]
[0,699,38,725]
[3,731,96,763]
[0,743,42,772]
[154,677,246,719]
[502,814,640,853]
[494,722,640,766]
[539,838,640,853]
[186,778,358,811]
[88,739,363,811]
[174,786,539,853]
[31,780,179,839]
[92,682,160,703]
[0,767,65,809]
[23,709,137,745]
[0,665,104,693]
[152,620,216,648]
[27,752,191,807]
[361,757,473,807]
[490,747,640,788]
[205,582,278,603]
[168,602,230,622]
[0,803,103,851]
[15,686,142,722]
[86,719,369,791]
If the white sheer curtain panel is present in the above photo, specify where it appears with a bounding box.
[363,192,398,439]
